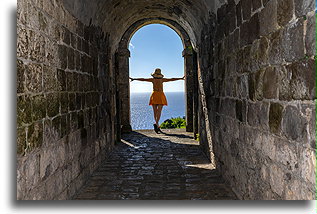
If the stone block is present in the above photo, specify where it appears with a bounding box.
[57,45,68,70]
[77,37,83,52]
[24,153,41,191]
[67,47,75,70]
[263,66,278,99]
[66,71,74,92]
[259,0,278,36]
[17,127,26,155]
[60,92,68,114]
[284,179,303,200]
[236,100,247,122]
[269,164,285,196]
[217,4,227,23]
[262,0,270,6]
[43,65,57,92]
[82,40,90,55]
[17,95,32,127]
[27,2,40,29]
[220,98,236,119]
[17,0,28,25]
[282,105,307,141]
[52,116,61,137]
[268,29,283,64]
[261,134,276,160]
[57,69,66,91]
[275,140,299,171]
[277,66,292,101]
[307,104,316,149]
[269,102,283,134]
[277,0,294,27]
[305,14,316,56]
[27,121,43,150]
[31,94,46,121]
[61,26,71,45]
[257,36,270,66]
[247,101,269,129]
[25,63,43,93]
[237,75,249,99]
[282,19,305,62]
[75,93,82,110]
[240,13,260,47]
[17,27,29,59]
[228,9,237,33]
[17,59,25,94]
[252,0,262,11]
[299,147,316,185]
[241,0,252,21]
[70,33,77,49]
[236,1,242,27]
[294,0,315,17]
[60,114,68,138]
[75,51,82,71]
[38,11,49,33]
[68,93,76,111]
[228,28,240,52]
[225,77,237,97]
[46,93,60,118]
[248,69,264,101]
[29,31,46,63]
[40,148,59,181]
[287,59,316,100]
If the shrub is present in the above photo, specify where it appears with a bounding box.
[160,116,186,129]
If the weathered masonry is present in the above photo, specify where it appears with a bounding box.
[17,0,315,200]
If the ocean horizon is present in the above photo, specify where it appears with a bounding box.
[130,91,185,130]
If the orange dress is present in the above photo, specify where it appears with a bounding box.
[149,91,168,106]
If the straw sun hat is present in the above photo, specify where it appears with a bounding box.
[151,68,164,78]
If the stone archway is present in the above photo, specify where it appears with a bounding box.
[115,18,198,136]
[17,0,316,200]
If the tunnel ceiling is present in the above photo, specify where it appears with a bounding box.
[62,0,226,50]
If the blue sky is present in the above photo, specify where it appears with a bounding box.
[129,24,184,93]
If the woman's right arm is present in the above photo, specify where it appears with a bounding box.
[130,77,153,82]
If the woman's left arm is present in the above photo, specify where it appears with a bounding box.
[163,76,185,82]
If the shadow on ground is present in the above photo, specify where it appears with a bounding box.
[73,129,237,200]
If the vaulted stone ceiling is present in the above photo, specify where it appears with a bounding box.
[61,0,226,49]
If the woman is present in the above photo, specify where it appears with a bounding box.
[130,68,185,133]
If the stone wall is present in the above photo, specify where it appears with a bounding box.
[198,0,316,199]
[17,0,116,199]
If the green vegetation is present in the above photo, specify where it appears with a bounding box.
[160,117,186,129]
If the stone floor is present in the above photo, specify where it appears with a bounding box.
[73,129,237,200]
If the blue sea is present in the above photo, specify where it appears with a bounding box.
[130,92,185,130]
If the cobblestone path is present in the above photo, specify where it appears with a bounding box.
[73,129,237,200]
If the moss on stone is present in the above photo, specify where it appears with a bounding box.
[27,122,43,150]
[17,127,26,155]
[17,95,32,127]
[17,59,25,94]
[31,94,47,122]
[46,93,60,118]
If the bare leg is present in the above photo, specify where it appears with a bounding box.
[156,105,163,126]
[152,105,158,124]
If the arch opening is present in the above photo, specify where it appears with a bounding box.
[129,24,185,130]
[115,18,199,139]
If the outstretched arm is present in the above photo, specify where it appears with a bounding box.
[130,77,153,82]
[163,76,185,82]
